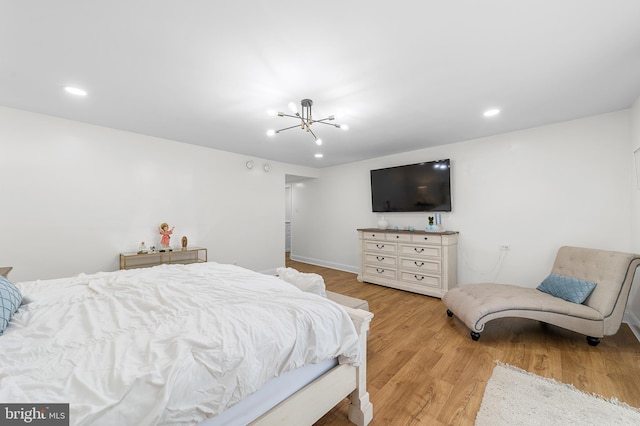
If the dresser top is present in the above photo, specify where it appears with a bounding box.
[357,228,458,235]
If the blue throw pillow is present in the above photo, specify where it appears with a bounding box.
[537,273,597,304]
[0,275,22,335]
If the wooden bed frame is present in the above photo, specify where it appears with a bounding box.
[251,306,374,426]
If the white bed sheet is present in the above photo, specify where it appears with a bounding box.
[0,262,360,425]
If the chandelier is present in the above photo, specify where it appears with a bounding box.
[266,99,348,146]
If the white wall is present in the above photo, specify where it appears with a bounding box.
[292,110,634,288]
[4,104,636,297]
[0,107,317,281]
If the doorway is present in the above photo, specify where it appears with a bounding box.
[284,174,315,258]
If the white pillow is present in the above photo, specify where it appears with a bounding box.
[276,267,327,297]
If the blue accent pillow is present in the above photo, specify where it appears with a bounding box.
[0,275,22,335]
[537,273,597,304]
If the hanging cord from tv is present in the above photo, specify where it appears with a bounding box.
[460,246,508,282]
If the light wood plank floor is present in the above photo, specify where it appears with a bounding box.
[284,256,640,426]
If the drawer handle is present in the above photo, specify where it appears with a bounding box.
[376,268,385,273]
[414,275,424,281]
[376,244,385,249]
[414,261,424,267]
[396,235,399,239]
[424,237,429,241]
[376,256,385,261]
[414,248,424,253]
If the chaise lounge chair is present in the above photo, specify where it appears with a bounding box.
[443,246,640,346]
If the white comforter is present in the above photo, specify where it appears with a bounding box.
[0,262,361,425]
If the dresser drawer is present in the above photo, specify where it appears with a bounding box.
[363,231,386,240]
[365,253,396,267]
[364,266,397,279]
[400,258,441,274]
[399,244,441,258]
[364,241,397,254]
[386,233,411,242]
[400,272,441,288]
[411,234,442,245]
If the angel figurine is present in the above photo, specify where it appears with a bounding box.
[159,223,175,249]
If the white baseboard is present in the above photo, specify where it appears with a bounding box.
[259,267,278,276]
[624,310,640,343]
[288,254,359,275]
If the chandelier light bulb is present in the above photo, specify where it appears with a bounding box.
[315,153,323,158]
[266,129,275,137]
[340,124,349,130]
[315,138,323,146]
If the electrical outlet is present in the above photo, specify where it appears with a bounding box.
[499,245,511,251]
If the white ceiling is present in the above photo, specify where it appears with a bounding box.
[2,1,640,168]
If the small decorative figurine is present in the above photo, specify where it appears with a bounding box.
[426,214,443,232]
[137,242,148,254]
[181,236,188,250]
[159,223,174,250]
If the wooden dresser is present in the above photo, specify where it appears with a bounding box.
[357,228,458,298]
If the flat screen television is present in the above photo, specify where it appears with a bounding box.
[370,159,451,212]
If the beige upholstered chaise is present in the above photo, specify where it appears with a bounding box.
[443,246,640,346]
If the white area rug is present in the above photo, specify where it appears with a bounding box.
[475,362,640,426]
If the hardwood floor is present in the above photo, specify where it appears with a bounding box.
[284,256,640,426]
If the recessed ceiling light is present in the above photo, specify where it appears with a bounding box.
[483,108,500,117]
[64,86,87,96]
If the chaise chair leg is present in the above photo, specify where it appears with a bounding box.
[586,336,600,346]
[445,309,481,341]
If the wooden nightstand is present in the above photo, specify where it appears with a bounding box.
[0,266,13,278]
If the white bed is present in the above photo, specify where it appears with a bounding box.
[0,262,373,425]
